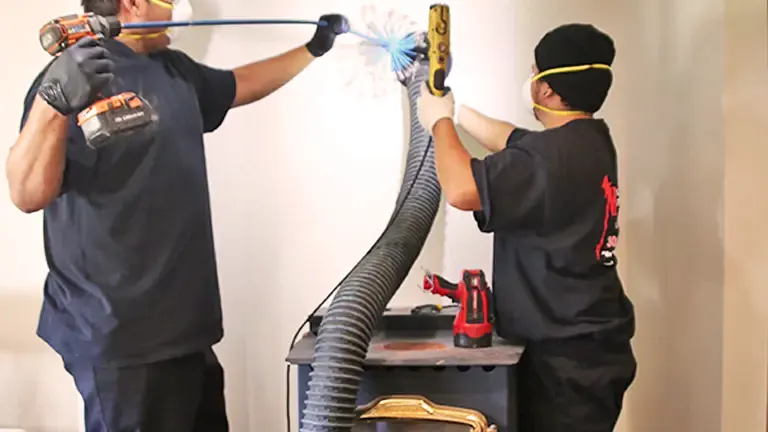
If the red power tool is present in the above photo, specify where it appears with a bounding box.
[422,269,494,348]
[38,14,157,149]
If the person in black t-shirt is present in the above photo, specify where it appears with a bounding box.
[417,24,636,431]
[6,0,348,430]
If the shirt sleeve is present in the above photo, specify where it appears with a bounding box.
[20,67,92,196]
[160,50,237,133]
[505,128,533,148]
[470,145,546,233]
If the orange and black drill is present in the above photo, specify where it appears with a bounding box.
[39,13,122,56]
[422,269,494,348]
[38,13,156,149]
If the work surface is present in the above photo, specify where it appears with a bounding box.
[286,330,524,367]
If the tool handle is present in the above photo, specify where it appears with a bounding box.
[427,4,450,96]
[465,290,486,324]
[424,272,460,300]
[462,272,490,325]
[453,269,494,348]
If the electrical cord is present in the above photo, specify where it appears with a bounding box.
[285,136,433,432]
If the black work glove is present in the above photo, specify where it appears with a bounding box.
[306,14,349,57]
[38,37,115,116]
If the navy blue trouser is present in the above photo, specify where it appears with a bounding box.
[64,348,228,432]
[517,334,637,432]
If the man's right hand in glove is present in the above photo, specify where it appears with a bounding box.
[38,37,115,116]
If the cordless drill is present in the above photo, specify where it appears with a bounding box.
[38,14,156,149]
[39,13,123,56]
[422,269,494,348]
[427,4,450,97]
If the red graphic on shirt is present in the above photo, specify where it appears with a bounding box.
[596,175,620,266]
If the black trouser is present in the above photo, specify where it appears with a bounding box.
[517,334,636,432]
[64,348,228,432]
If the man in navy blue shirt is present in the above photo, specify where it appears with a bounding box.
[417,24,636,431]
[5,0,348,430]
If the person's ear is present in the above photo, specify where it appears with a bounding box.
[539,81,554,99]
[121,0,143,19]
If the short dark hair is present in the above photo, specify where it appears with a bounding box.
[82,0,120,15]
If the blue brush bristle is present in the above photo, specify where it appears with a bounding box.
[351,24,419,75]
[385,33,418,73]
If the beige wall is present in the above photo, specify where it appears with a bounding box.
[1,0,766,431]
[723,0,768,430]
[614,0,727,430]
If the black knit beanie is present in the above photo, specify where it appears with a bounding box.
[534,24,615,113]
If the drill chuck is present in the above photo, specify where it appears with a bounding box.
[92,15,123,39]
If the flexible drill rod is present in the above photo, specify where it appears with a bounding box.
[123,18,379,44]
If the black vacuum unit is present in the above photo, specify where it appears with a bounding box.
[299,60,442,431]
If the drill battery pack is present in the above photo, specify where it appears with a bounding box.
[77,92,156,149]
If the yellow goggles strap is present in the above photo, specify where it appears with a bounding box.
[532,63,611,81]
[531,63,612,116]
[118,30,169,40]
[118,0,174,40]
[149,0,174,9]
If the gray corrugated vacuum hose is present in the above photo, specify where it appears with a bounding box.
[300,61,442,430]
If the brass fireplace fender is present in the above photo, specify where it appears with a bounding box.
[356,395,495,431]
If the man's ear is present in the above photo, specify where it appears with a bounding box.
[120,0,142,18]
[539,80,554,99]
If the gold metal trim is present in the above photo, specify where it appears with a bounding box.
[356,395,492,431]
